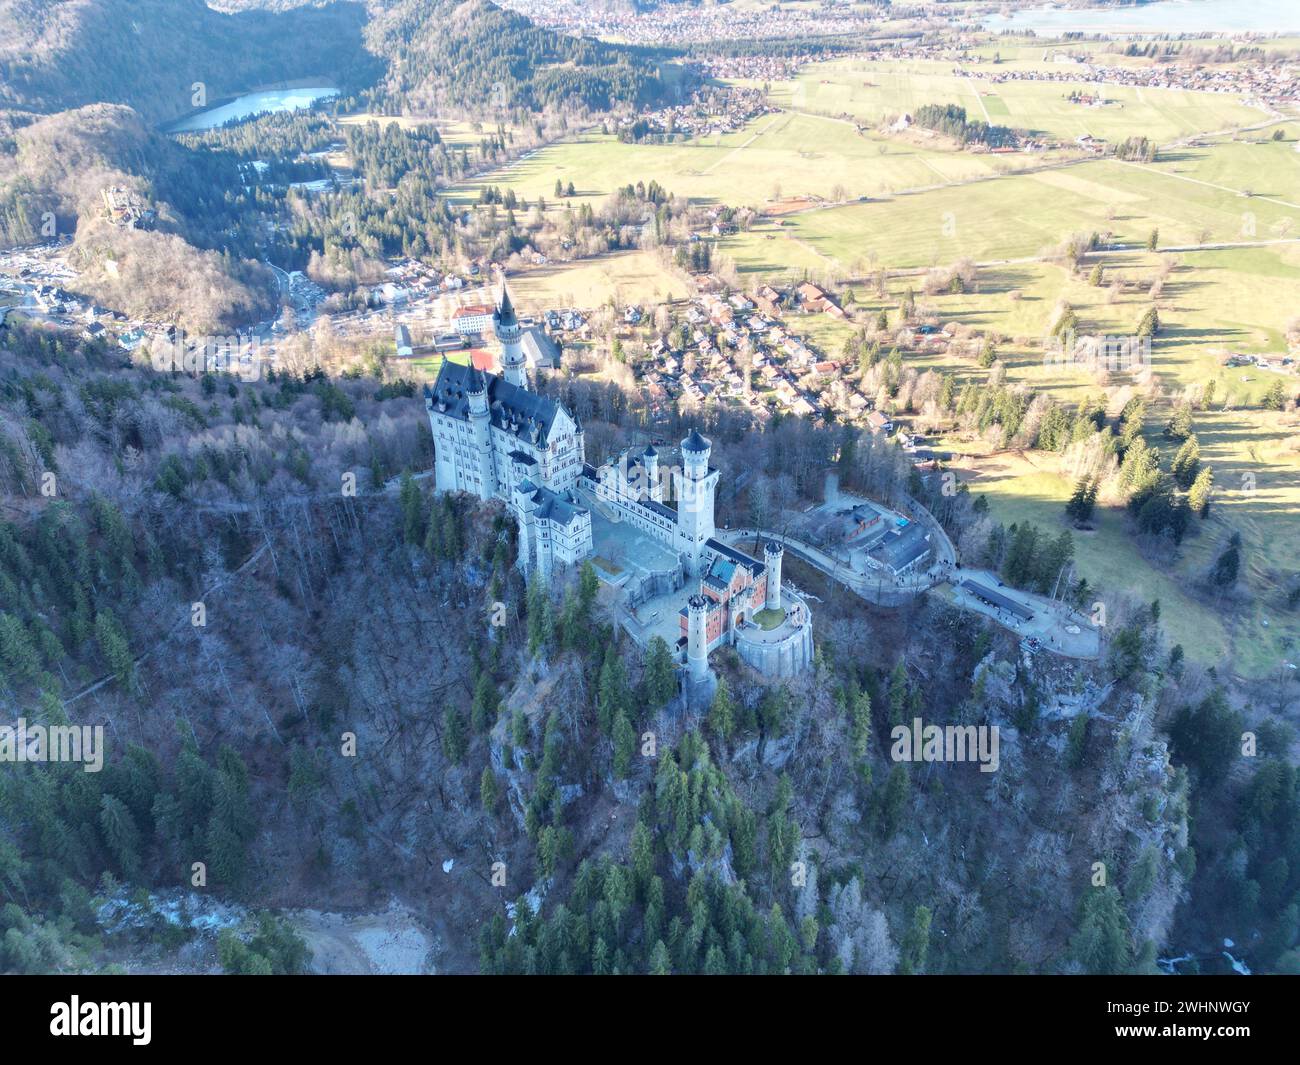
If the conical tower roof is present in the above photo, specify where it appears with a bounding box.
[496,282,517,327]
[682,428,711,454]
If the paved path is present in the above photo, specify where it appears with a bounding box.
[718,526,940,606]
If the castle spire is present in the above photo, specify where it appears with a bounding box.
[496,281,517,327]
[495,280,527,390]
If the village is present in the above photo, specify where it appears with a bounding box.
[956,52,1300,110]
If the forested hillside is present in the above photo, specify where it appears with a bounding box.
[360,0,682,114]
[0,0,679,125]
[0,103,278,329]
[0,0,375,124]
[4,324,1293,974]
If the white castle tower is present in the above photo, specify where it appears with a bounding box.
[642,444,661,502]
[494,283,527,390]
[764,541,784,613]
[466,365,498,501]
[674,429,719,577]
[686,594,710,683]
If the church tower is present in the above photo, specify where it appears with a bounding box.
[674,429,719,577]
[494,282,527,390]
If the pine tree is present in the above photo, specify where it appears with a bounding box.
[597,646,628,735]
[887,660,908,727]
[1211,537,1240,587]
[578,560,600,613]
[1088,262,1104,286]
[707,676,736,749]
[630,820,654,889]
[1263,379,1288,411]
[1188,465,1213,517]
[648,939,671,974]
[1070,886,1132,974]
[612,710,635,779]
[442,705,467,764]
[1136,305,1160,338]
[470,672,498,732]
[1065,477,1096,524]
[900,905,933,974]
[94,609,135,692]
[1171,435,1200,489]
[526,573,553,656]
[0,612,40,683]
[398,471,424,544]
[642,636,677,708]
[1052,304,1079,339]
[480,767,499,814]
[878,763,910,839]
[98,794,141,879]
[1163,402,1193,441]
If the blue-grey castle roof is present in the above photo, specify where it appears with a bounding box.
[682,429,711,454]
[517,479,587,527]
[426,361,562,446]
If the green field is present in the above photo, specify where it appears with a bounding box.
[776,57,1273,144]
[448,110,1026,210]
[720,151,1300,279]
[946,415,1300,679]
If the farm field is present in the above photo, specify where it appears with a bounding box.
[1144,122,1300,206]
[448,110,1027,210]
[774,57,1273,144]
[720,150,1300,277]
[504,249,688,313]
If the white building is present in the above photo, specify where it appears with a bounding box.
[425,285,590,577]
[451,304,494,337]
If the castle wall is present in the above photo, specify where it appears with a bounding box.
[734,604,815,679]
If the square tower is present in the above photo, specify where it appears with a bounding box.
[674,428,719,576]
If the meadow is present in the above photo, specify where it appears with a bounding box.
[447,110,1025,210]
[720,151,1300,279]
[504,249,687,312]
[773,56,1272,144]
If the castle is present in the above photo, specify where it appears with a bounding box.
[424,284,813,681]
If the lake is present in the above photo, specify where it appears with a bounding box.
[166,86,340,134]
[983,0,1299,35]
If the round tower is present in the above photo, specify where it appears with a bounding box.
[642,443,660,502]
[687,594,710,682]
[466,366,497,501]
[764,541,784,613]
[494,283,527,390]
